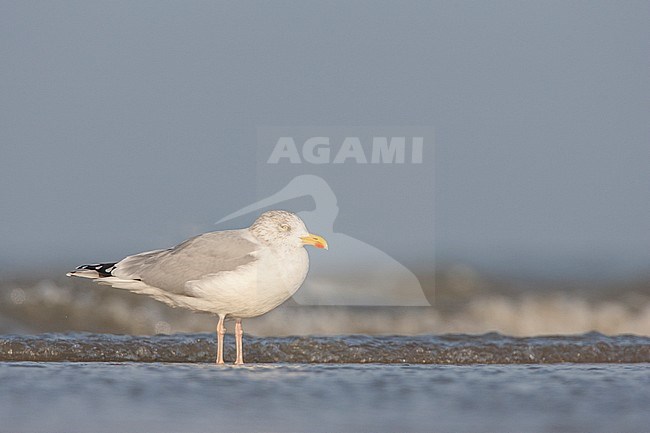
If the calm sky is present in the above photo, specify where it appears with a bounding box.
[1,1,649,280]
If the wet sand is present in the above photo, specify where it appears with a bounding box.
[1,362,648,433]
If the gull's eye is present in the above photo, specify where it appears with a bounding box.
[279,223,291,232]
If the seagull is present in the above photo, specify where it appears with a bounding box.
[67,210,328,365]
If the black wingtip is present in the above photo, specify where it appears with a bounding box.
[75,262,117,278]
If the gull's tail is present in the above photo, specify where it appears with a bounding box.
[67,262,117,279]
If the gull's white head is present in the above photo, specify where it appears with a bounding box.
[250,210,328,250]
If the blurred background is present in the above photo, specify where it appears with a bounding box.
[1,1,649,336]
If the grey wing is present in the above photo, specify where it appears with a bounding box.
[112,229,259,295]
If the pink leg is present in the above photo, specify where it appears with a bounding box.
[216,314,226,365]
[235,318,244,365]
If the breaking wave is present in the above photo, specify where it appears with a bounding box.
[0,332,648,363]
[1,277,650,336]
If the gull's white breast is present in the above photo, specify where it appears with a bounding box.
[185,246,309,318]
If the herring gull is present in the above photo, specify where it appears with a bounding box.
[67,210,328,365]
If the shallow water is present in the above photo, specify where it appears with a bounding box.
[1,332,648,363]
[1,362,648,433]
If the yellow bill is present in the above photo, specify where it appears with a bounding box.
[301,234,328,250]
